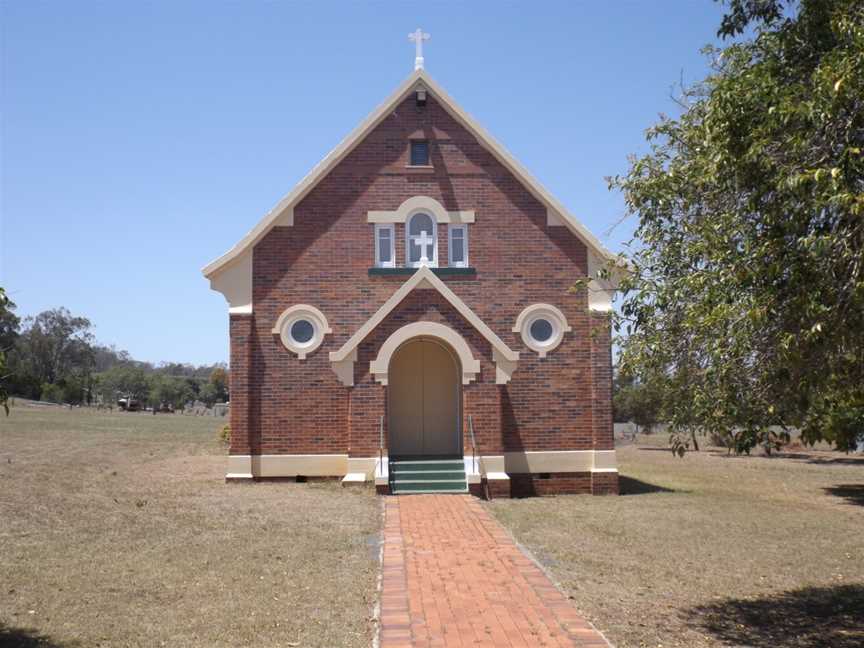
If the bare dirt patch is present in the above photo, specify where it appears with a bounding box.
[487,435,864,648]
[0,405,380,648]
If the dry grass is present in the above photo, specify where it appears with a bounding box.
[0,403,380,648]
[488,435,864,648]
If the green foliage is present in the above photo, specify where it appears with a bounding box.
[40,382,64,404]
[2,300,227,411]
[612,0,864,454]
[146,374,196,410]
[96,365,150,403]
[613,371,664,432]
[219,424,231,445]
[0,287,16,415]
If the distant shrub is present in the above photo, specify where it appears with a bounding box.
[40,383,64,404]
[219,424,231,445]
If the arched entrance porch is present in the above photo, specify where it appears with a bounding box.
[388,337,461,458]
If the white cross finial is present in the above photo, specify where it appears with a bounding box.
[413,230,434,264]
[408,28,430,71]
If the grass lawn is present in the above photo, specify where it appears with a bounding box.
[0,403,380,648]
[488,436,864,648]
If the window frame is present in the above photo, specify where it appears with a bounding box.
[374,223,396,268]
[409,140,430,166]
[447,224,469,267]
[405,212,438,268]
[512,304,572,358]
[272,304,332,360]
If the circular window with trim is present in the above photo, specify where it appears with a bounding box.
[513,304,571,357]
[271,305,332,359]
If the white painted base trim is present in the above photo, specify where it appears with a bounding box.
[341,473,367,484]
[485,471,510,482]
[227,453,348,479]
[504,449,617,473]
[226,450,617,481]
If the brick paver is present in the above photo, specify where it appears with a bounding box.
[379,495,613,648]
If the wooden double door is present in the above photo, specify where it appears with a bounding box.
[388,338,461,457]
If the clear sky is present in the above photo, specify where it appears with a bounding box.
[1,1,726,365]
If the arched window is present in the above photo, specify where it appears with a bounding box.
[406,212,437,267]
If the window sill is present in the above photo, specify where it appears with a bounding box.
[369,266,476,276]
[404,165,435,173]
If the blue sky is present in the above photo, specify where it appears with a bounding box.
[1,1,726,365]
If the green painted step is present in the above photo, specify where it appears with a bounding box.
[393,470,465,481]
[391,461,464,472]
[390,458,467,494]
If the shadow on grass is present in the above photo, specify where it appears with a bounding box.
[808,455,864,466]
[618,475,675,495]
[0,624,80,648]
[824,484,864,507]
[688,583,864,648]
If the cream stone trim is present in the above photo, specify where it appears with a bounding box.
[504,449,618,474]
[226,454,253,480]
[369,322,481,386]
[493,348,518,384]
[368,196,475,224]
[226,453,349,479]
[329,266,518,386]
[209,253,253,314]
[546,208,565,227]
[591,450,618,471]
[513,303,572,358]
[341,456,388,484]
[330,348,357,385]
[587,250,617,312]
[202,69,619,283]
[228,451,617,481]
[272,304,332,359]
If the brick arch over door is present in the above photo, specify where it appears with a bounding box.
[369,321,481,386]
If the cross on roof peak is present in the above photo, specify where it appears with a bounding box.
[408,28,430,71]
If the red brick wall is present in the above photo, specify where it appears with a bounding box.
[228,314,254,455]
[510,472,593,497]
[590,313,615,452]
[233,93,613,466]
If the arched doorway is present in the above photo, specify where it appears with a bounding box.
[388,337,461,458]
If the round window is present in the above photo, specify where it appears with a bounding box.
[290,319,315,346]
[513,304,572,357]
[272,305,331,359]
[529,318,554,345]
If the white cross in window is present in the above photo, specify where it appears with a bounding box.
[412,230,434,265]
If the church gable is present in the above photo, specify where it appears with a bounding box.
[204,70,618,316]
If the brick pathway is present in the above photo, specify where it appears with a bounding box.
[379,495,613,648]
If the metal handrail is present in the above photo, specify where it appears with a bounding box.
[378,415,385,477]
[467,415,490,499]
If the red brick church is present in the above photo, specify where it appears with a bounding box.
[203,51,620,496]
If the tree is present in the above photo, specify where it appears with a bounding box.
[0,288,17,414]
[147,374,195,410]
[611,0,864,454]
[11,308,95,389]
[613,371,665,436]
[96,365,149,404]
[207,366,229,403]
